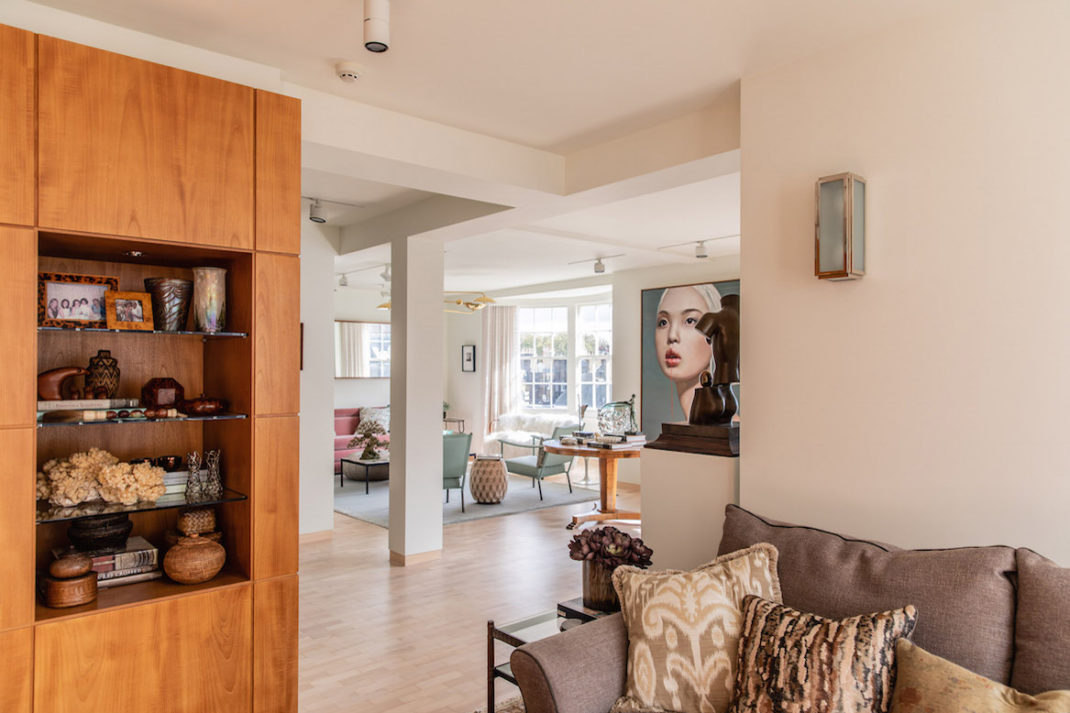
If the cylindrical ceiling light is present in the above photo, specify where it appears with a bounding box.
[364,0,390,53]
[695,241,708,259]
[338,273,348,287]
[309,199,327,224]
[593,259,606,274]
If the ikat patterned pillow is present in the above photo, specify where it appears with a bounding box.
[730,596,918,713]
[610,543,782,713]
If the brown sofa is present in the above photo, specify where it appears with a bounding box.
[511,505,1070,713]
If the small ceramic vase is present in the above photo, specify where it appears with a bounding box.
[192,267,227,333]
[582,560,620,612]
[85,350,120,399]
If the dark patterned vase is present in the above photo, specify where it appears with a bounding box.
[582,560,620,612]
[85,349,120,399]
[144,277,193,332]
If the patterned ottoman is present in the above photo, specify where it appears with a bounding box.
[469,456,508,504]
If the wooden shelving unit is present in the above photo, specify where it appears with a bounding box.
[0,23,302,713]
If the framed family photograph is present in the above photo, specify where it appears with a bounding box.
[105,291,155,331]
[461,344,476,372]
[38,272,119,329]
[640,279,740,437]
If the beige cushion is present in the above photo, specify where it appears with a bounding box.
[892,639,1070,713]
[610,543,781,713]
[1011,548,1070,694]
[731,596,917,713]
[718,504,1016,683]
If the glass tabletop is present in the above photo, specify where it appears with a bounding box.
[496,610,561,644]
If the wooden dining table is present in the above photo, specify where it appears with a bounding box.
[542,440,642,529]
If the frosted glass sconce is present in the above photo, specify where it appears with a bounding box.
[815,173,865,280]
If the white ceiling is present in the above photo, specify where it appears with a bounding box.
[335,173,740,292]
[302,169,430,224]
[34,0,952,151]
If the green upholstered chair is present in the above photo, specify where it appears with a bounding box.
[503,425,577,500]
[443,431,473,512]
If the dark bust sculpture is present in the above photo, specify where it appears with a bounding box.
[689,294,740,426]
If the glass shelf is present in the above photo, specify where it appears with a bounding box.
[38,326,247,338]
[37,487,248,524]
[37,413,247,428]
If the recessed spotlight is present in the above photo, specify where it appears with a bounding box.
[123,250,144,258]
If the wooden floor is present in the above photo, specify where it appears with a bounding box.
[298,477,641,713]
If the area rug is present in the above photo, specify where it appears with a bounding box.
[333,474,598,528]
[473,696,525,713]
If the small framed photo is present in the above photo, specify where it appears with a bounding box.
[105,291,155,331]
[461,344,476,372]
[38,272,119,329]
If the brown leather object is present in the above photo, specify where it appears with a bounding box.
[1011,548,1070,694]
[40,571,97,608]
[510,613,627,713]
[49,553,92,579]
[37,366,89,400]
[718,504,1016,684]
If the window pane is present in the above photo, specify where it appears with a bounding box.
[552,384,568,407]
[580,358,591,381]
[381,363,390,378]
[553,332,568,356]
[533,384,550,407]
[533,359,550,383]
[521,358,532,383]
[552,359,567,383]
[522,384,533,406]
[520,333,534,355]
[581,384,593,408]
[595,384,607,408]
[553,307,567,326]
[536,334,551,357]
[597,334,611,355]
[595,358,606,382]
[596,304,611,325]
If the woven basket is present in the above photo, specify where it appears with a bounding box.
[177,507,216,536]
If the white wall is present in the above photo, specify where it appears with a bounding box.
[444,311,485,452]
[614,258,740,483]
[740,1,1070,563]
[333,288,391,409]
[299,223,339,535]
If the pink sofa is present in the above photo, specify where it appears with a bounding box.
[334,407,390,474]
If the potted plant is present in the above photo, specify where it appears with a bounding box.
[568,526,653,611]
[443,400,450,419]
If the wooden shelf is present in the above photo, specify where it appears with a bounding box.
[34,568,249,623]
[37,413,248,428]
[37,487,248,524]
[39,326,248,338]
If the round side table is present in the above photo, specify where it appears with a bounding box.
[469,456,508,504]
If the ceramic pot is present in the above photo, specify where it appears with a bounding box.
[68,513,133,553]
[85,349,120,399]
[582,560,620,612]
[144,277,193,332]
[192,267,227,333]
[164,534,226,584]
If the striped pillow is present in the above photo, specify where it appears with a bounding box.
[731,596,917,713]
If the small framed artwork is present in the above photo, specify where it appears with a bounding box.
[105,291,155,331]
[461,344,476,372]
[38,272,119,329]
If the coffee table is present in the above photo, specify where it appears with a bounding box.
[542,440,642,529]
[339,457,390,493]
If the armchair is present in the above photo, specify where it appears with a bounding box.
[501,424,578,500]
[443,431,473,512]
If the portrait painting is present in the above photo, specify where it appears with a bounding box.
[640,279,740,437]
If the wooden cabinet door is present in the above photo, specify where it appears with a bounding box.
[0,24,34,227]
[254,417,299,579]
[254,575,298,713]
[255,91,301,255]
[0,429,34,632]
[254,253,300,415]
[0,227,36,427]
[37,36,254,249]
[34,585,252,713]
[0,628,32,713]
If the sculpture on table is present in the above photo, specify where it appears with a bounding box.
[37,366,89,400]
[688,294,740,426]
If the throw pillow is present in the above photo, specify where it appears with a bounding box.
[360,405,390,432]
[1010,548,1070,694]
[731,596,918,713]
[891,639,1070,713]
[610,543,782,713]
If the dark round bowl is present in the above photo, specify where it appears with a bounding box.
[153,454,183,472]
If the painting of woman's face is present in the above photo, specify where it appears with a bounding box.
[655,286,713,385]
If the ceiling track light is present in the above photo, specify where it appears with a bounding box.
[695,241,708,259]
[337,273,348,287]
[567,254,624,274]
[309,199,326,224]
[657,234,740,255]
[364,0,390,53]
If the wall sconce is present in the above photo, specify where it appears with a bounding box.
[815,173,865,280]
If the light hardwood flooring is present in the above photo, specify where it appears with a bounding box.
[298,477,640,713]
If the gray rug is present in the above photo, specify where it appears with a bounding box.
[333,473,598,528]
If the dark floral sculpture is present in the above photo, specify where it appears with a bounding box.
[347,420,387,460]
[568,526,653,571]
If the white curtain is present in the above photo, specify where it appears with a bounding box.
[482,305,518,434]
[335,321,368,378]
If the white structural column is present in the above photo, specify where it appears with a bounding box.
[388,234,445,563]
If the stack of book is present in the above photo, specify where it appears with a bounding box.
[163,471,189,496]
[587,433,647,449]
[53,536,161,588]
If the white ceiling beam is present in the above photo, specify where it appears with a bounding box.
[516,226,693,263]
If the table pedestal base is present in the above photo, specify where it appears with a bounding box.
[568,507,642,530]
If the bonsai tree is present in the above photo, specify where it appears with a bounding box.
[348,420,387,460]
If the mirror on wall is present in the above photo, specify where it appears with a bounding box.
[335,321,391,378]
